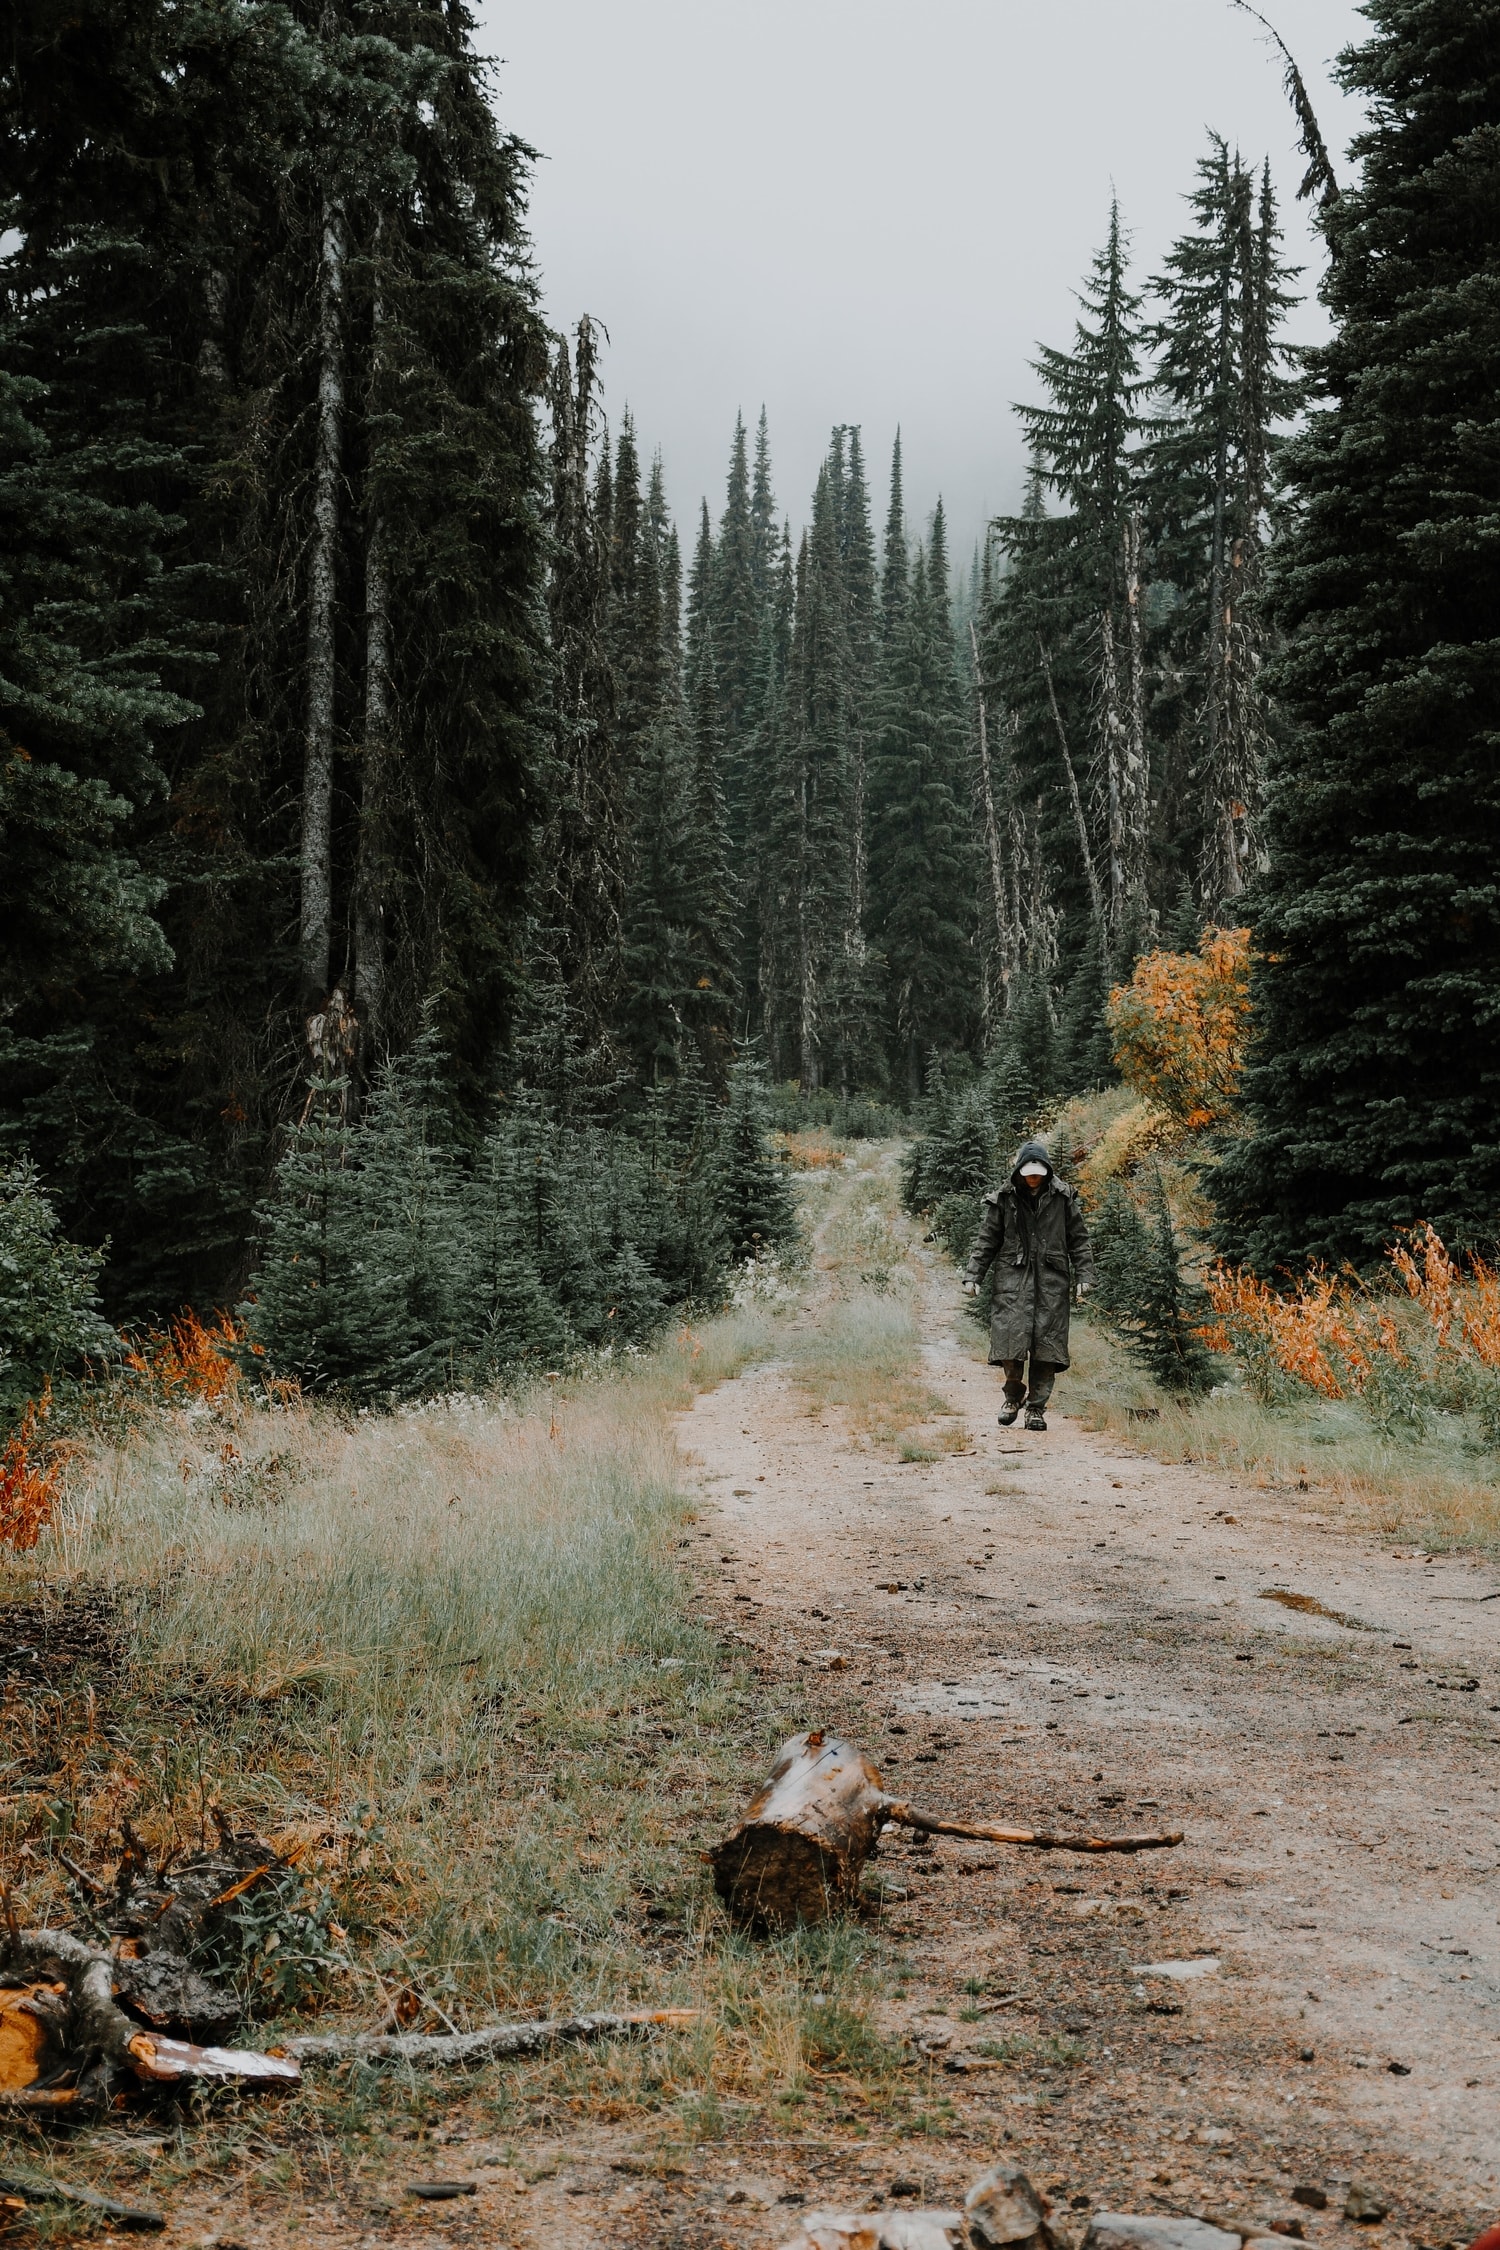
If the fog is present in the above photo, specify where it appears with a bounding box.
[478,0,1370,557]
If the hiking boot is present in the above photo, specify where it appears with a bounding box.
[1024,1409,1047,1432]
[998,1405,1020,1427]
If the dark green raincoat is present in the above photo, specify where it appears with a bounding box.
[964,1139,1095,1368]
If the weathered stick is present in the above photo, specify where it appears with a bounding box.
[882,1802,1184,1855]
[711,1732,1185,1927]
[0,2168,164,2231]
[285,2006,697,2065]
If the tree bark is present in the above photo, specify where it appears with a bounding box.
[1121,506,1150,927]
[300,191,346,1013]
[354,499,390,1050]
[1035,635,1105,935]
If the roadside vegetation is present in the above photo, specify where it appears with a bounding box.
[904,926,1500,1553]
[0,1155,945,2224]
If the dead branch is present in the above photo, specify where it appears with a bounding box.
[0,2166,165,2230]
[0,1926,298,2102]
[880,1801,1185,1854]
[284,2005,698,2065]
[1229,1,1340,208]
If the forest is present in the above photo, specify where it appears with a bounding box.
[3,7,1500,2236]
[3,0,1498,1409]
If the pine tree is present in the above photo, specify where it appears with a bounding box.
[880,430,909,645]
[713,413,760,753]
[868,541,978,1097]
[1216,2,1500,1269]
[1002,203,1156,944]
[1092,1171,1214,1393]
[718,1062,798,1259]
[1146,140,1300,910]
[681,631,741,1085]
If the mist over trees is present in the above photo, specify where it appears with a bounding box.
[2,0,1496,1385]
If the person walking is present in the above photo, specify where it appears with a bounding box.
[962,1137,1094,1431]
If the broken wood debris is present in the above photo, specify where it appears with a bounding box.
[712,1732,1184,1927]
[0,2166,165,2231]
[0,1812,315,2111]
[285,2005,698,2066]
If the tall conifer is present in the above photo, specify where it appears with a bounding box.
[1216,0,1500,1267]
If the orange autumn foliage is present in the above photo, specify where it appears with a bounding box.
[0,1389,63,1551]
[123,1308,248,1406]
[1107,926,1251,1129]
[1206,1223,1500,1405]
[1390,1223,1500,1369]
[1203,1266,1403,1400]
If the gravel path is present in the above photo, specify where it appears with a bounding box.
[677,1229,1500,2248]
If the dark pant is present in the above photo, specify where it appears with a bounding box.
[1001,1356,1059,1410]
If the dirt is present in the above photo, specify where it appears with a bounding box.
[662,1234,1500,2250]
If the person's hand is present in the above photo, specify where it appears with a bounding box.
[1076,1281,1092,1303]
[962,1279,981,1298]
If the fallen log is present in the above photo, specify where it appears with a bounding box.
[711,1732,1184,1928]
[285,2005,697,2066]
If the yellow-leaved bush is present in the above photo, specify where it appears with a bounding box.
[1106,926,1251,1130]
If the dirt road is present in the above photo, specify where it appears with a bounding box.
[678,1214,1500,2247]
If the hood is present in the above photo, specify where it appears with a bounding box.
[1011,1138,1053,1185]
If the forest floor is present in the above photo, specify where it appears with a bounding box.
[7,1151,1500,2248]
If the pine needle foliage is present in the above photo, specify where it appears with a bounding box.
[1091,1170,1215,1395]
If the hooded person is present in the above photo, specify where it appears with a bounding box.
[962,1137,1094,1430]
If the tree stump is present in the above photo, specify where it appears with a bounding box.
[710,1731,887,1928]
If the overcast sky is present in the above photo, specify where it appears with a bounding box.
[476,0,1371,564]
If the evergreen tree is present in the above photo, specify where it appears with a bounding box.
[0,1160,118,1422]
[1146,140,1301,910]
[868,540,977,1097]
[1216,2,1500,1268]
[718,1062,798,1259]
[713,413,760,752]
[880,429,909,644]
[999,203,1156,943]
[1092,1171,1214,1394]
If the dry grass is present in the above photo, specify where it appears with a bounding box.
[0,1183,919,2220]
[1067,1316,1500,1551]
[784,1149,964,1457]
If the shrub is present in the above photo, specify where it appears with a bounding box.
[1106,926,1251,1129]
[0,1157,117,1422]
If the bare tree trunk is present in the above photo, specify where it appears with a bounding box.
[1098,604,1127,931]
[796,761,818,1093]
[300,192,346,1013]
[1202,255,1235,907]
[354,510,390,1049]
[969,621,1019,1017]
[1121,507,1151,927]
[1036,635,1104,934]
[354,265,390,1055]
